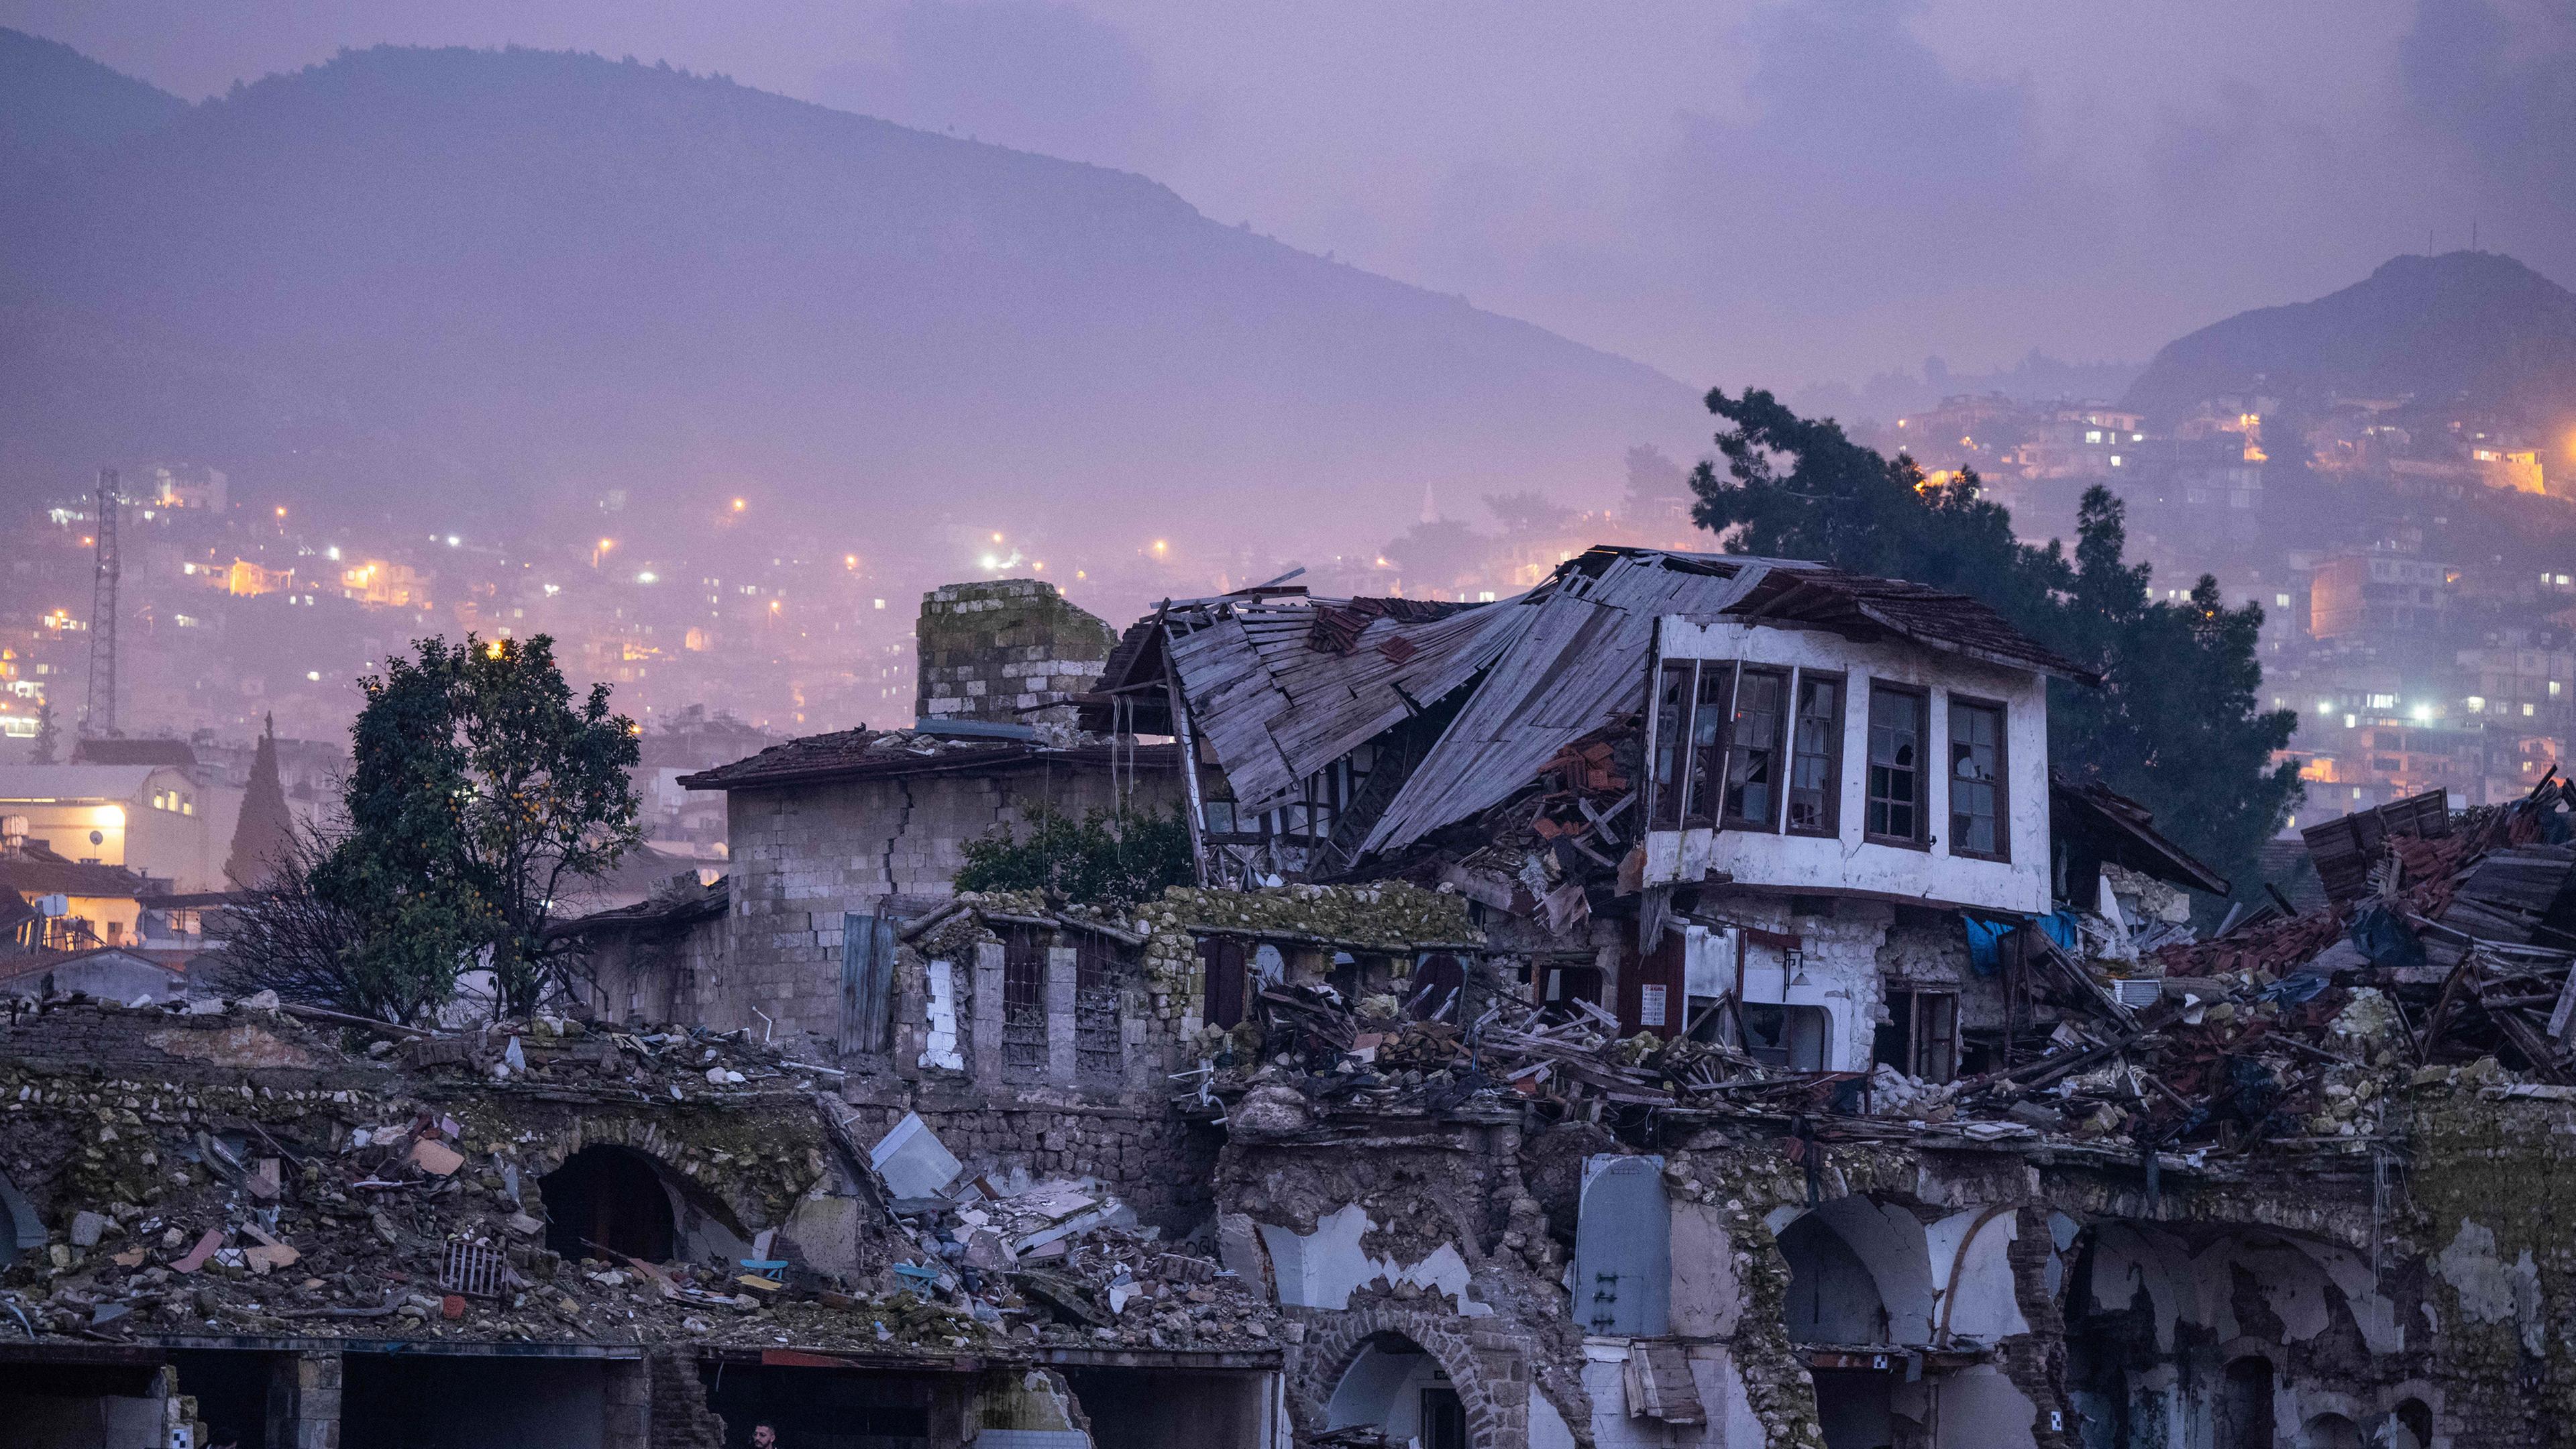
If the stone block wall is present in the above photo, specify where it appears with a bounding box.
[714,764,1175,1042]
[915,579,1117,727]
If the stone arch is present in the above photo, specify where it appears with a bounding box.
[1292,1308,1519,1449]
[2385,1394,2434,1449]
[1774,1195,1939,1344]
[519,1117,767,1267]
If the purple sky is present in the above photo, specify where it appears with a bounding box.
[9,0,2570,392]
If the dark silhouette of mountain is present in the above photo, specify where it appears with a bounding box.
[0,28,186,164]
[2123,252,2576,423]
[0,41,1693,550]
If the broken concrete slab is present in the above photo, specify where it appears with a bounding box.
[869,1112,963,1199]
[410,1138,466,1176]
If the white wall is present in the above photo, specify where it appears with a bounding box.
[1644,619,2052,916]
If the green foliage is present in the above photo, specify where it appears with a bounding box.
[28,699,56,765]
[317,635,642,1017]
[1690,387,2303,915]
[955,805,1195,910]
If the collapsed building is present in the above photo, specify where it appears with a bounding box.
[13,552,2576,1448]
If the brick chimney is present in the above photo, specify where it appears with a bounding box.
[914,580,1116,729]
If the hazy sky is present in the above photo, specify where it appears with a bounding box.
[9,0,2571,391]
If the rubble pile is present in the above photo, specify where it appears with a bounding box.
[857,1113,1275,1351]
[0,994,1259,1358]
[390,1010,845,1100]
[1220,980,1842,1128]
[1199,780,2576,1167]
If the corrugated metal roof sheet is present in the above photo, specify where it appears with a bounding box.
[1167,598,1528,818]
[1358,552,1770,856]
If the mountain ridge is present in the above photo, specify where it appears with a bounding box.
[2122,251,2576,423]
[0,40,1695,551]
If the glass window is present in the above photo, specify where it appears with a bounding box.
[1866,685,1925,843]
[1684,663,1732,827]
[1649,661,1696,830]
[1725,667,1788,830]
[1949,698,2006,858]
[1788,673,1843,835]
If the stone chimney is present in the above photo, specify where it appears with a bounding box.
[914,580,1117,729]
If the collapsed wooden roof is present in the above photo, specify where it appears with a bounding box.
[1087,546,2099,866]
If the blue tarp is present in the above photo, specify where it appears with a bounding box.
[1964,911,2078,975]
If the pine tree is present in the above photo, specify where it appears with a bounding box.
[224,713,296,888]
[1690,387,2303,918]
[29,700,57,764]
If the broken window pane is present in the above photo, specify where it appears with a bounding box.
[1741,1003,1830,1071]
[1788,672,1843,834]
[1684,661,1731,827]
[1866,685,1924,842]
[1649,660,1696,830]
[1725,666,1787,830]
[1949,698,2005,858]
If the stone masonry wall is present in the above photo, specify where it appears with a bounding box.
[915,580,1117,727]
[717,764,1176,1041]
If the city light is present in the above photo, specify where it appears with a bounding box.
[1152,539,1169,557]
[445,535,461,547]
[275,506,287,518]
[637,571,659,584]
[731,498,746,512]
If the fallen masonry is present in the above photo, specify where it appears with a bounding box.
[24,558,2576,1447]
[17,814,2576,1447]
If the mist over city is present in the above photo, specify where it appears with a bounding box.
[2,4,2575,1447]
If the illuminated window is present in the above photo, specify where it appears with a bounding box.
[2276,594,2292,608]
[2525,703,2537,716]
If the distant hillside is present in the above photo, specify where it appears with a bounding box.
[0,28,185,163]
[2123,252,2576,423]
[0,41,1694,551]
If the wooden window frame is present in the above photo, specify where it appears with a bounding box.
[1683,661,1733,829]
[1648,659,1699,831]
[1945,694,2010,863]
[1722,665,1790,833]
[1865,682,1931,849]
[1785,668,1845,839]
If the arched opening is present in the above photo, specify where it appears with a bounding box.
[1326,1334,1466,1449]
[1780,1213,1889,1346]
[1407,954,1464,1021]
[2391,1399,2433,1449]
[2298,1413,2361,1449]
[541,1144,677,1263]
[2216,1356,2276,1449]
